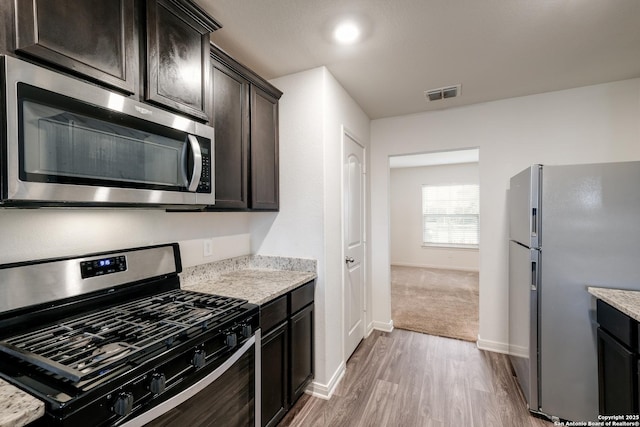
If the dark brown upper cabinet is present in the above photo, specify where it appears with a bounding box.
[210,55,250,209]
[14,0,137,94]
[209,45,282,211]
[146,0,220,121]
[250,86,280,210]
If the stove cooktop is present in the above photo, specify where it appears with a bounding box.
[0,289,248,383]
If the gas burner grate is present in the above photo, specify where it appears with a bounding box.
[0,290,246,382]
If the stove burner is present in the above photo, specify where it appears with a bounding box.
[67,334,92,349]
[91,342,131,363]
[0,290,248,382]
[76,342,132,373]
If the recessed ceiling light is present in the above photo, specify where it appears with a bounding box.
[334,21,360,44]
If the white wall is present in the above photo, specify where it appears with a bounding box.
[322,67,372,377]
[0,209,251,266]
[390,162,479,271]
[371,78,640,352]
[255,66,370,397]
[251,67,328,383]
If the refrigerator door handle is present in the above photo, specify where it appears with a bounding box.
[530,249,539,291]
[532,208,538,236]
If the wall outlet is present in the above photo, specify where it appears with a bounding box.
[203,239,214,257]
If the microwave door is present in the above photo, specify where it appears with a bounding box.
[15,97,200,205]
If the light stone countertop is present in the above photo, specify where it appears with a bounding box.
[0,379,45,427]
[588,287,640,322]
[182,269,317,305]
[180,254,317,305]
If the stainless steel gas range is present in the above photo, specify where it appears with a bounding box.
[0,244,260,426]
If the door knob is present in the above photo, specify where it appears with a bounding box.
[345,256,355,264]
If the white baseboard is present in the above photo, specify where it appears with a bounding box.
[371,319,394,333]
[306,361,346,400]
[391,262,478,273]
[508,344,528,358]
[476,335,510,354]
[365,322,375,338]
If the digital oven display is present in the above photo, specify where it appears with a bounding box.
[80,256,127,279]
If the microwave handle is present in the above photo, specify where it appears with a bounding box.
[182,135,203,192]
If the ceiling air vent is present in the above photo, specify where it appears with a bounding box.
[424,84,462,102]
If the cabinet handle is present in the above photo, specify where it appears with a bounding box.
[345,256,355,264]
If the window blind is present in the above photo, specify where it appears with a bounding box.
[422,184,479,247]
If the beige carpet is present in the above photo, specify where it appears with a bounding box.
[391,265,479,342]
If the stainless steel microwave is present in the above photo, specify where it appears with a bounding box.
[0,55,215,207]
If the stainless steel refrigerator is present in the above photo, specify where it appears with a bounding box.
[508,162,640,422]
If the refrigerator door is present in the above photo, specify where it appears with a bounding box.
[509,165,541,248]
[508,241,539,412]
[539,162,640,422]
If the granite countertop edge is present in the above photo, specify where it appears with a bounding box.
[0,378,45,427]
[182,269,317,305]
[180,255,318,306]
[588,286,640,322]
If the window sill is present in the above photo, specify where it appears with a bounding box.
[422,244,479,250]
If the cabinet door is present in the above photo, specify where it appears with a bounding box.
[211,58,250,208]
[146,0,219,121]
[261,322,288,427]
[289,304,314,406]
[250,86,280,210]
[14,0,137,93]
[597,327,638,415]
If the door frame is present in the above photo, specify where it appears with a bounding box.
[341,125,368,362]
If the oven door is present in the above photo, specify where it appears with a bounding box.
[121,331,261,427]
[2,55,215,206]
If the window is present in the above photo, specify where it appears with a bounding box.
[422,184,479,248]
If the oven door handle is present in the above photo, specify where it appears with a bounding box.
[181,135,203,192]
[120,334,257,427]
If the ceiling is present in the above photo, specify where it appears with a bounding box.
[197,0,640,120]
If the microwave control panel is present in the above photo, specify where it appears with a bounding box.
[197,149,211,193]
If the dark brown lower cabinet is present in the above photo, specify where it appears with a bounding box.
[597,328,637,414]
[261,322,288,427]
[596,299,639,415]
[289,303,314,405]
[260,281,314,427]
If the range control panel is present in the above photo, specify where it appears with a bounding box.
[80,256,127,279]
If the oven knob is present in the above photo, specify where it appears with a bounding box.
[192,349,206,368]
[241,324,252,338]
[225,332,237,348]
[113,392,134,416]
[149,373,166,395]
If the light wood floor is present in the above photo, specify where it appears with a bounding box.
[278,329,552,427]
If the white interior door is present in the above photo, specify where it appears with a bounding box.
[343,131,365,361]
